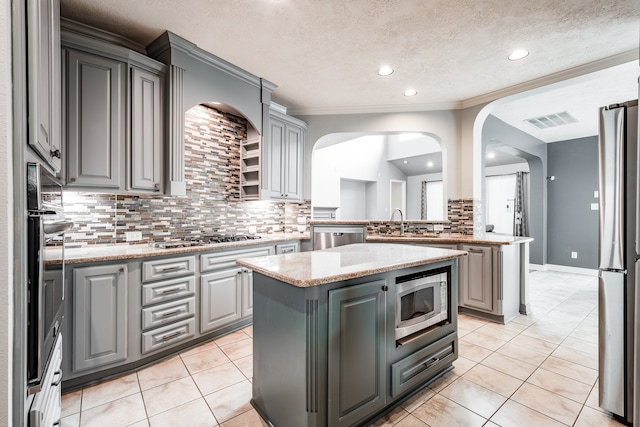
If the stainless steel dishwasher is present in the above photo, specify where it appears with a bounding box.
[312,224,366,250]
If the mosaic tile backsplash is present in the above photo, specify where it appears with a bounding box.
[56,104,311,246]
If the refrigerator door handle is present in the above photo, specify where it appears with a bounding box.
[599,270,626,416]
[598,106,626,271]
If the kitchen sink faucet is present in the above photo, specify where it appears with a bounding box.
[389,208,405,235]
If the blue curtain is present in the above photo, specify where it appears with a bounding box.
[420,181,427,220]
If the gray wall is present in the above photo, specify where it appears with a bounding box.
[547,136,599,269]
[482,116,548,265]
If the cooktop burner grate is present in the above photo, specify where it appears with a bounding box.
[149,234,262,248]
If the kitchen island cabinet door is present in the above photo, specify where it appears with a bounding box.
[459,244,493,312]
[65,49,125,189]
[328,280,387,427]
[72,264,128,373]
[200,268,242,333]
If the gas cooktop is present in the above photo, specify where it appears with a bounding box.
[149,234,262,249]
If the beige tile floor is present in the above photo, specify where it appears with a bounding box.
[61,270,628,427]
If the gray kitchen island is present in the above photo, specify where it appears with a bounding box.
[236,243,467,427]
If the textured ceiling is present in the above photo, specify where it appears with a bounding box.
[60,0,639,117]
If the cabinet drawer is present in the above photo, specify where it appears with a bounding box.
[142,256,195,282]
[142,276,195,306]
[276,242,299,254]
[201,247,273,272]
[142,297,195,331]
[391,333,457,398]
[141,317,195,354]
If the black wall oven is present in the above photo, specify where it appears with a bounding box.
[26,163,70,394]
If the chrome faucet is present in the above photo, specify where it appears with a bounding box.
[389,208,405,235]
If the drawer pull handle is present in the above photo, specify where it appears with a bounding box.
[160,309,184,318]
[160,331,183,342]
[157,266,184,273]
[160,288,181,295]
[423,357,439,369]
[52,370,63,387]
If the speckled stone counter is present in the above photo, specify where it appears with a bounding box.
[366,233,534,246]
[236,242,467,287]
[45,233,309,265]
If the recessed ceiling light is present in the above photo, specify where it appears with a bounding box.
[487,152,495,159]
[508,49,529,61]
[427,161,434,167]
[378,66,394,76]
[402,160,408,164]
[404,89,417,97]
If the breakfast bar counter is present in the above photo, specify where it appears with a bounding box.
[237,243,467,427]
[235,242,467,287]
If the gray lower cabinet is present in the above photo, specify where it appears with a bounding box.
[140,256,196,354]
[275,241,300,254]
[200,268,243,333]
[200,246,274,333]
[328,280,387,427]
[459,244,493,312]
[72,264,128,373]
[65,48,125,188]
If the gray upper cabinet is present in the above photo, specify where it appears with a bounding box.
[328,280,387,427]
[27,0,62,172]
[459,244,493,312]
[65,49,125,188]
[61,24,165,193]
[130,67,162,192]
[72,264,128,373]
[266,110,306,201]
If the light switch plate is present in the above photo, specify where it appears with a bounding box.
[571,251,578,259]
[594,190,599,198]
[591,203,598,211]
[434,224,444,232]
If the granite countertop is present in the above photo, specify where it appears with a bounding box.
[236,242,467,288]
[366,233,534,245]
[45,233,310,265]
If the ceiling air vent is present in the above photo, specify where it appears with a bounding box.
[524,111,578,130]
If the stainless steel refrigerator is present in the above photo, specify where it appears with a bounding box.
[598,99,638,425]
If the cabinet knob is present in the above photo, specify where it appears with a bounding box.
[119,267,125,273]
[381,285,389,292]
[50,149,61,159]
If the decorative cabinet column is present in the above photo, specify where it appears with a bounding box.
[165,64,186,195]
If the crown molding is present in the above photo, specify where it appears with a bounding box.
[286,50,639,116]
[287,101,462,116]
[461,50,639,109]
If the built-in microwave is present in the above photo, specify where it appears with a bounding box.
[395,267,449,340]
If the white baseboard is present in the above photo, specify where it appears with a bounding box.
[529,263,598,276]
